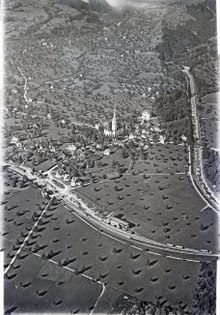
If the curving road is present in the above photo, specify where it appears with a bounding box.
[182,66,220,213]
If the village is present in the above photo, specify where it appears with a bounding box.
[4,97,188,189]
[3,0,218,314]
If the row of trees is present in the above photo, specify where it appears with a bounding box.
[112,295,192,315]
[204,149,220,191]
[192,261,216,315]
[111,260,216,315]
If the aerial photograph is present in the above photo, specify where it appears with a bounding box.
[2,0,220,314]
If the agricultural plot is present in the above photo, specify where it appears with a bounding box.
[78,173,219,252]
[91,286,125,314]
[77,143,219,252]
[131,143,187,174]
[4,251,102,314]
[21,203,202,312]
[36,93,153,127]
[81,143,188,184]
[2,182,47,268]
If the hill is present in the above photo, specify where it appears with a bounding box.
[59,0,112,12]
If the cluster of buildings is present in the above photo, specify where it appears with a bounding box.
[95,103,152,139]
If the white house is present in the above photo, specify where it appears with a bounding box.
[181,135,187,142]
[142,110,150,123]
[10,136,19,145]
[95,123,100,130]
[159,135,165,144]
[103,149,110,156]
[104,129,112,137]
[67,144,76,154]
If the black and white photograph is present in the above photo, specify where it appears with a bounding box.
[1,0,220,314]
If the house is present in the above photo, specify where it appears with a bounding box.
[70,177,81,187]
[181,135,187,142]
[78,176,91,187]
[10,136,19,145]
[67,144,77,154]
[159,135,165,144]
[142,110,150,123]
[104,128,112,137]
[47,113,51,120]
[103,149,110,156]
[50,138,61,147]
[95,123,100,130]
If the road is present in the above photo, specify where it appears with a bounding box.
[182,66,220,213]
[14,50,29,105]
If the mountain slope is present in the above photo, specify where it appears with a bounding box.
[59,0,112,12]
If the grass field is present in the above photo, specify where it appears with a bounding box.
[3,140,219,313]
[16,203,202,311]
[84,143,188,183]
[4,251,102,314]
[77,142,219,252]
[2,184,47,267]
[78,173,219,251]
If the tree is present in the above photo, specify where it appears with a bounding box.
[129,150,134,159]
[139,149,145,160]
[121,149,128,159]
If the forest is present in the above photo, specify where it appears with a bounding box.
[156,0,216,62]
[154,89,191,143]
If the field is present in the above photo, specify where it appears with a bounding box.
[2,176,48,268]
[6,202,201,312]
[4,140,218,313]
[80,143,188,181]
[4,251,102,314]
[77,143,219,252]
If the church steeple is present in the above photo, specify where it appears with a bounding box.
[112,101,117,137]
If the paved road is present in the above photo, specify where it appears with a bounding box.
[14,50,29,105]
[182,66,220,213]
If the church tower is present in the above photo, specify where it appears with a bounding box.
[112,102,117,137]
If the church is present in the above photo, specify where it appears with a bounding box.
[103,103,125,138]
